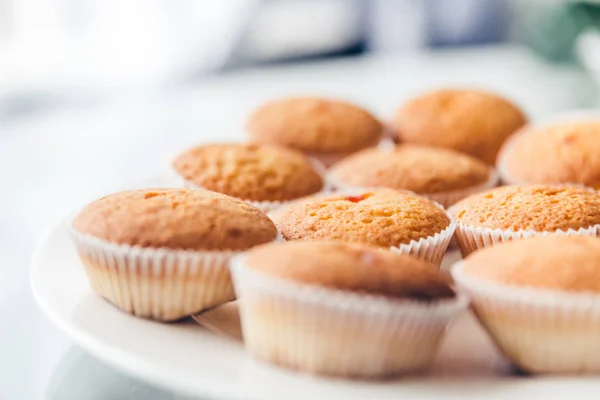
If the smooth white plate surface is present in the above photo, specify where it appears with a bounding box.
[31,219,600,399]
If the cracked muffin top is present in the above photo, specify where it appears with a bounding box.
[449,184,600,232]
[72,188,278,250]
[245,240,455,300]
[392,89,526,164]
[271,189,450,248]
[329,144,491,194]
[172,143,324,201]
[246,97,383,154]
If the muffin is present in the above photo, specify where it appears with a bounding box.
[452,236,600,374]
[232,241,467,378]
[247,97,384,166]
[498,119,600,188]
[448,184,600,256]
[392,89,527,164]
[271,188,455,265]
[328,144,498,207]
[70,188,278,321]
[172,143,326,212]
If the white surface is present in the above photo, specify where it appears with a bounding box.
[1,46,598,399]
[31,219,600,399]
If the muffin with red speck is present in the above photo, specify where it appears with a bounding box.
[232,240,467,378]
[453,235,600,374]
[247,97,384,166]
[328,144,498,207]
[498,119,600,188]
[270,188,455,265]
[172,143,326,212]
[70,188,278,321]
[448,184,600,256]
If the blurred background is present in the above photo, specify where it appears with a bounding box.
[1,0,600,121]
[2,1,600,399]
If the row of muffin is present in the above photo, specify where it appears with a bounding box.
[70,182,600,378]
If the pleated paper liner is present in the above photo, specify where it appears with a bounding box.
[453,262,600,374]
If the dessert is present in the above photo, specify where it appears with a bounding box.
[392,89,527,164]
[498,119,600,188]
[449,184,600,256]
[271,189,455,265]
[453,236,600,374]
[247,97,384,166]
[233,241,467,378]
[328,144,497,207]
[70,188,278,321]
[172,143,325,212]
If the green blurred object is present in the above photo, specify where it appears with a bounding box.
[527,1,600,62]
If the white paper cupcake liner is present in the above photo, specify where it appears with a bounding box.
[170,158,331,214]
[452,262,600,374]
[327,163,499,209]
[69,226,243,321]
[269,188,456,266]
[231,256,468,378]
[390,220,456,266]
[449,218,600,257]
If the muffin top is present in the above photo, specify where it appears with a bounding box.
[172,143,324,201]
[498,120,600,189]
[462,236,600,292]
[329,144,491,194]
[247,97,383,153]
[392,89,527,164]
[450,185,600,232]
[72,188,278,251]
[245,241,455,300]
[272,189,450,247]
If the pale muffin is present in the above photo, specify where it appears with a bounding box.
[233,241,466,378]
[498,119,600,188]
[453,236,600,374]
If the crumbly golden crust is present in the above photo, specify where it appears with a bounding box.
[393,89,527,164]
[500,120,600,188]
[72,188,278,250]
[450,184,600,232]
[272,189,450,247]
[246,241,455,300]
[247,97,383,153]
[462,236,600,292]
[329,144,490,194]
[172,143,324,201]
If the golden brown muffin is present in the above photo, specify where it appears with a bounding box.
[450,184,600,232]
[498,120,600,188]
[462,236,600,292]
[72,188,278,251]
[392,89,527,164]
[272,189,450,248]
[245,241,455,300]
[453,236,600,374]
[329,144,491,194]
[247,97,383,163]
[172,143,324,202]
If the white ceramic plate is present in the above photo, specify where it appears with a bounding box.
[31,219,600,400]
